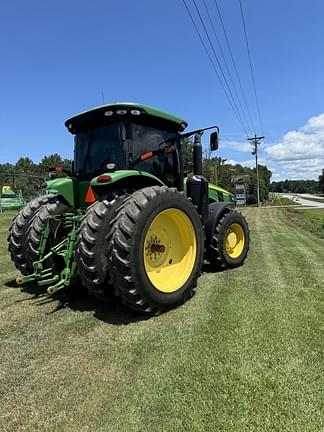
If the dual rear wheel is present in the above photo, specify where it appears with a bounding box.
[8,187,250,315]
[76,186,250,314]
[7,194,69,275]
[76,186,204,314]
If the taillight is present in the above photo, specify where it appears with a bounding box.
[97,175,112,183]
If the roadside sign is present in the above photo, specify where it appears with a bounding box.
[235,184,246,205]
[236,199,246,205]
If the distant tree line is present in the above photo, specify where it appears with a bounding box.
[319,170,324,194]
[0,154,72,200]
[0,148,273,204]
[270,179,320,194]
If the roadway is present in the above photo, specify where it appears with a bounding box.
[278,193,324,208]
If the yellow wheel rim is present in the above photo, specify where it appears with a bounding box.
[225,223,245,259]
[143,208,197,293]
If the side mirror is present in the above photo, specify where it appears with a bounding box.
[210,131,219,151]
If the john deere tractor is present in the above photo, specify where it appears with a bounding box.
[8,102,249,314]
[0,185,24,211]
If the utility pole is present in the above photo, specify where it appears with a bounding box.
[247,134,264,206]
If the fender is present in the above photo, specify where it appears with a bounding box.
[204,201,235,244]
[90,170,165,189]
[46,177,75,207]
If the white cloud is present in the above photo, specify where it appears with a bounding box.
[222,140,252,153]
[264,113,324,180]
[273,158,323,180]
[227,158,266,169]
[265,113,324,161]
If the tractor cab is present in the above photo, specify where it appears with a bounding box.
[65,102,188,188]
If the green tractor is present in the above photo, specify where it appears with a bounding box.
[0,185,24,211]
[8,102,249,314]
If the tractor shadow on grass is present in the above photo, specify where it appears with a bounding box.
[5,278,149,325]
[201,262,229,274]
[5,278,48,298]
[59,286,150,325]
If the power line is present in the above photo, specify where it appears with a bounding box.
[213,0,256,134]
[189,0,250,137]
[181,0,238,122]
[239,0,264,134]
[191,0,249,136]
[181,0,249,137]
[201,0,253,136]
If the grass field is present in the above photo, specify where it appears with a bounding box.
[285,207,324,239]
[270,196,299,206]
[0,209,323,432]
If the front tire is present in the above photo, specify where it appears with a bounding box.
[110,186,204,314]
[206,210,250,268]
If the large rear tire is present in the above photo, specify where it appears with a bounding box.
[75,195,129,300]
[110,186,204,314]
[26,195,71,268]
[7,194,57,275]
[206,210,250,268]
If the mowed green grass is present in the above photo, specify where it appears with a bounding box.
[0,208,323,432]
[285,207,324,239]
[270,196,299,206]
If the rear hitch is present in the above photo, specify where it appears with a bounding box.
[16,212,81,294]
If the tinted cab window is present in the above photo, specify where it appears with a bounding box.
[130,123,179,187]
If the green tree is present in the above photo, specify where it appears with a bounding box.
[319,170,324,194]
[39,153,72,173]
[0,154,73,201]
[270,179,319,194]
[181,138,193,174]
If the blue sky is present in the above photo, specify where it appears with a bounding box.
[1,0,324,180]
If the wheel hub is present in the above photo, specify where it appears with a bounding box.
[225,223,245,258]
[143,208,197,293]
[150,243,166,254]
[227,232,238,249]
[145,235,168,266]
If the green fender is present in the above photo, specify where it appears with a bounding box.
[46,177,75,207]
[183,177,235,203]
[45,171,164,209]
[90,170,165,188]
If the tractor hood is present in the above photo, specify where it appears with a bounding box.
[65,102,188,134]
